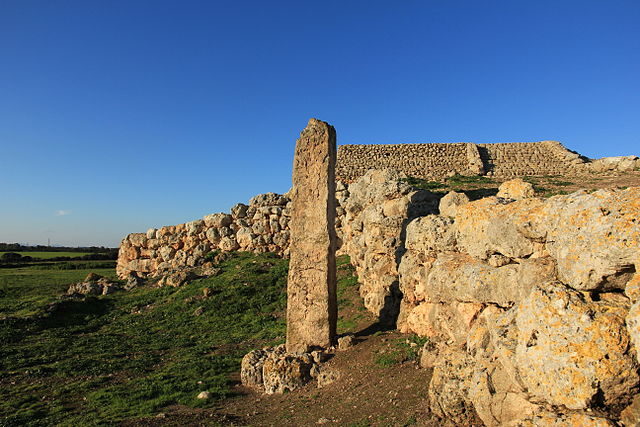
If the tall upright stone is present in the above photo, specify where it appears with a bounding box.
[286,118,338,353]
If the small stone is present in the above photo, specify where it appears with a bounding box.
[197,391,211,399]
[337,334,355,350]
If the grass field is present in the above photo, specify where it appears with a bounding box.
[0,252,95,259]
[0,252,361,426]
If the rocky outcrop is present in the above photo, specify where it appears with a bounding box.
[399,183,640,425]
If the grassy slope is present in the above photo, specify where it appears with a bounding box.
[0,252,298,426]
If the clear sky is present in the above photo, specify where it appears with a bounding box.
[1,1,638,247]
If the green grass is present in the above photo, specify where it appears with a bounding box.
[0,252,96,259]
[374,335,429,367]
[400,176,446,191]
[0,252,291,426]
[0,266,118,318]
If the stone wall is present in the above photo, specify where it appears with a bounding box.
[117,193,292,279]
[335,140,588,182]
[398,183,640,425]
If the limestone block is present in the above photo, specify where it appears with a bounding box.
[422,253,556,305]
[541,188,640,291]
[428,346,481,425]
[404,301,483,346]
[240,349,270,391]
[231,203,249,218]
[218,237,239,252]
[439,191,470,218]
[497,178,536,200]
[404,215,456,253]
[286,119,338,353]
[203,213,232,228]
[515,282,638,410]
[262,353,315,395]
[146,228,157,239]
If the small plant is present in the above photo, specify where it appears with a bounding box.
[374,334,429,367]
[400,176,445,191]
[548,179,574,187]
[446,173,494,186]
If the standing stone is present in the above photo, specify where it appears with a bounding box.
[286,118,337,353]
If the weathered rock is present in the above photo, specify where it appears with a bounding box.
[67,281,102,295]
[240,349,270,390]
[317,369,340,388]
[541,188,640,291]
[157,270,197,287]
[262,352,316,394]
[515,282,638,410]
[497,178,536,200]
[439,191,470,218]
[508,412,617,426]
[337,334,355,350]
[589,155,640,173]
[286,118,338,353]
[231,203,249,218]
[203,213,232,228]
[66,273,121,296]
[340,169,437,324]
[428,346,481,425]
[404,215,456,253]
[626,300,640,365]
[620,394,640,427]
[404,302,484,346]
[455,197,544,260]
[419,253,556,306]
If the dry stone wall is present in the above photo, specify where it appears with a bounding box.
[398,183,640,426]
[117,192,292,279]
[336,140,588,182]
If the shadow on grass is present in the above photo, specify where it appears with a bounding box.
[41,296,114,329]
[354,321,396,338]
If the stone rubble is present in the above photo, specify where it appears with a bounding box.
[66,272,121,296]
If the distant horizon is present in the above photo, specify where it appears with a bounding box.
[2,1,638,247]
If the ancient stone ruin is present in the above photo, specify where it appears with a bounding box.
[116,127,640,423]
[335,140,588,182]
[286,118,338,353]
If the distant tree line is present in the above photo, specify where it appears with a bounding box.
[0,243,117,253]
[0,243,118,265]
[0,252,117,263]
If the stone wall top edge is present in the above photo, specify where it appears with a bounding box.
[338,141,557,148]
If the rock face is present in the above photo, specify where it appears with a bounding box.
[339,169,438,325]
[399,185,640,425]
[286,118,338,353]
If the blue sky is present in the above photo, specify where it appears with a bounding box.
[1,1,638,247]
